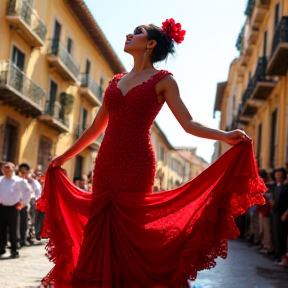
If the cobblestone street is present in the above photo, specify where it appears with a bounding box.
[0,240,288,288]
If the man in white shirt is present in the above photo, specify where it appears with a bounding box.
[18,163,42,245]
[0,162,30,258]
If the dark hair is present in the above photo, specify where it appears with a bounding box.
[19,163,31,171]
[273,167,287,180]
[142,24,175,63]
[259,169,268,181]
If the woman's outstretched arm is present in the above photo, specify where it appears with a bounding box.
[158,75,250,146]
[51,105,109,167]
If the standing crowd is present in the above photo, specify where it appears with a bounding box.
[0,162,45,258]
[246,167,288,267]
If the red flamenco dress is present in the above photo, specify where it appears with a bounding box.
[37,70,266,288]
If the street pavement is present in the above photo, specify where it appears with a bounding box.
[0,240,288,288]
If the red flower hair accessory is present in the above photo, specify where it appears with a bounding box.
[161,18,186,44]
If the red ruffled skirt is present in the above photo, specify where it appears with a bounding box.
[37,142,265,287]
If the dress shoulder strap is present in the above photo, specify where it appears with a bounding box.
[153,70,173,84]
[109,72,127,85]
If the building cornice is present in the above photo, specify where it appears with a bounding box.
[67,0,126,74]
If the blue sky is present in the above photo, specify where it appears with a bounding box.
[85,0,247,162]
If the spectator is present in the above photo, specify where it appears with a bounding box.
[0,162,30,258]
[87,183,93,192]
[257,169,273,254]
[73,177,81,188]
[79,174,88,191]
[270,167,288,263]
[18,163,42,246]
[34,172,45,240]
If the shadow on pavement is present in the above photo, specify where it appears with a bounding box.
[256,266,288,286]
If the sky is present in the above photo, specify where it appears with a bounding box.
[85,0,247,163]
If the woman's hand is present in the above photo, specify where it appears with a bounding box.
[224,129,251,146]
[51,155,66,167]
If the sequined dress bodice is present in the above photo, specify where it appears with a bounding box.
[93,70,172,195]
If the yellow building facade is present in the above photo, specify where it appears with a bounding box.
[0,0,125,178]
[215,0,288,171]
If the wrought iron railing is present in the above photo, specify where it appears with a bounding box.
[80,73,102,102]
[241,56,274,108]
[241,80,253,109]
[7,0,47,43]
[48,39,80,80]
[245,0,255,17]
[251,56,268,83]
[44,99,69,127]
[0,59,46,109]
[236,26,244,52]
[271,16,288,55]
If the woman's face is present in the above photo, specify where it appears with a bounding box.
[124,26,149,54]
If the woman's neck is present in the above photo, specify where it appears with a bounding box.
[132,54,155,74]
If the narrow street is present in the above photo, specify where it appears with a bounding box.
[0,240,288,288]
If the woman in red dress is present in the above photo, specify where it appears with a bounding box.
[38,19,265,288]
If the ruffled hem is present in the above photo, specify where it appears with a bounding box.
[171,175,265,287]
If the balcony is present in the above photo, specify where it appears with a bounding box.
[240,57,276,123]
[245,0,270,26]
[237,0,270,65]
[250,56,276,100]
[89,133,104,151]
[267,17,288,75]
[76,124,104,151]
[38,93,74,133]
[79,74,102,106]
[0,59,46,117]
[86,133,104,151]
[46,39,80,83]
[239,81,262,123]
[6,0,47,47]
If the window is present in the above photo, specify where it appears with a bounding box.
[257,124,262,167]
[47,80,58,115]
[270,109,278,168]
[85,59,91,74]
[232,95,236,111]
[37,137,52,173]
[74,155,84,178]
[67,37,73,54]
[159,146,165,161]
[52,20,61,54]
[2,118,19,163]
[11,46,25,92]
[79,106,88,136]
[274,3,279,32]
[263,30,267,57]
[53,20,61,40]
[12,46,25,71]
[99,76,104,101]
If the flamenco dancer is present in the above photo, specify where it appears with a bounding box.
[38,19,266,288]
